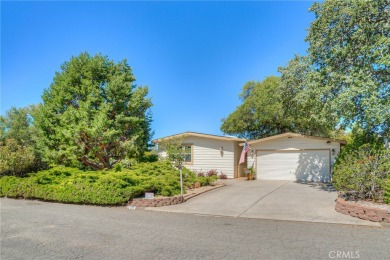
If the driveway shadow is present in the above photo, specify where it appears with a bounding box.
[294,180,337,193]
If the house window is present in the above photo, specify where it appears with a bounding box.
[182,144,193,164]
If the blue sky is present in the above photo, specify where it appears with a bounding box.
[1,1,315,139]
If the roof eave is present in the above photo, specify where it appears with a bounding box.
[153,131,246,143]
[239,132,347,146]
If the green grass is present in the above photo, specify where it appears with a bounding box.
[0,161,217,205]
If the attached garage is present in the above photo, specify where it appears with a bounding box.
[256,150,330,182]
[246,133,346,183]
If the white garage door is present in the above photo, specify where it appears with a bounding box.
[256,150,330,182]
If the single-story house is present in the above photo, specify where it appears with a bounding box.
[154,132,246,178]
[154,132,346,182]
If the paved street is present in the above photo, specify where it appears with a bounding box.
[148,180,380,227]
[1,198,389,260]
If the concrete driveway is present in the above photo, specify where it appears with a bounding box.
[147,179,380,227]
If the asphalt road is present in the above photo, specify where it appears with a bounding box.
[1,198,389,260]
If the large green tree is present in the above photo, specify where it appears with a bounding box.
[221,77,284,139]
[34,53,153,170]
[222,0,389,140]
[306,0,389,136]
[278,55,336,136]
[221,75,332,140]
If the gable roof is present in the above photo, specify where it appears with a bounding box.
[241,132,347,146]
[153,131,246,143]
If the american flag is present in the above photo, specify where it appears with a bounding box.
[239,142,251,164]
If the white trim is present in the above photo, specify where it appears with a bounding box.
[239,132,347,146]
[154,132,246,143]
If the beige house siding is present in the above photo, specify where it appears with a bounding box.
[157,135,241,178]
[183,137,236,178]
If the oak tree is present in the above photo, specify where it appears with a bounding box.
[306,0,389,136]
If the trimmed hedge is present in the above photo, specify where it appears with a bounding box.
[0,161,216,205]
[385,177,390,204]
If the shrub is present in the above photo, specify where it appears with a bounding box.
[0,139,45,177]
[219,172,228,179]
[139,151,158,163]
[333,144,390,201]
[196,171,205,177]
[206,169,218,177]
[0,161,202,205]
[385,176,390,204]
[188,170,218,186]
[196,175,218,186]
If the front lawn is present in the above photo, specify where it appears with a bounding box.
[0,161,217,205]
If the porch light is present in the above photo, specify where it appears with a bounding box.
[219,146,224,156]
[331,149,335,155]
[250,150,254,158]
